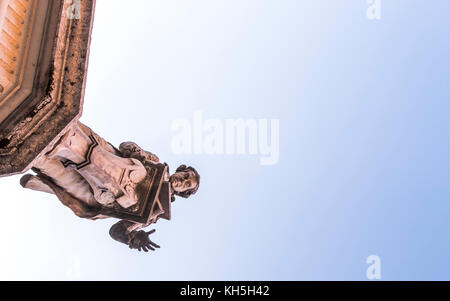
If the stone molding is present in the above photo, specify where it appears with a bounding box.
[0,0,96,176]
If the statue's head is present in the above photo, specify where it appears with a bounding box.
[169,164,200,199]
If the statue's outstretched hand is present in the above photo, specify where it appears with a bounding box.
[129,229,160,252]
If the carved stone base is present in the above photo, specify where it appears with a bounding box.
[0,0,96,177]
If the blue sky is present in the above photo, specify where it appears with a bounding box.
[0,0,449,280]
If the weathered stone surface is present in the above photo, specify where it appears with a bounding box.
[0,0,96,176]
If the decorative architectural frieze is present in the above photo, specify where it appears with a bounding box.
[0,0,43,122]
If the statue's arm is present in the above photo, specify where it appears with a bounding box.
[109,220,160,252]
[119,141,160,163]
[109,220,136,245]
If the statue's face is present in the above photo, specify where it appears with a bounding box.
[170,170,198,193]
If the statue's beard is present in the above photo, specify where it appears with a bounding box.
[169,175,181,191]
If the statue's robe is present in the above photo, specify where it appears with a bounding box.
[21,121,165,229]
[24,121,120,208]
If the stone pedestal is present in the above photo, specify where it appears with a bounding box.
[0,0,96,176]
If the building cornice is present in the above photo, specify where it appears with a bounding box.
[0,0,96,176]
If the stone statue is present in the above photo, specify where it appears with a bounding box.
[20,121,200,252]
[0,0,200,253]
